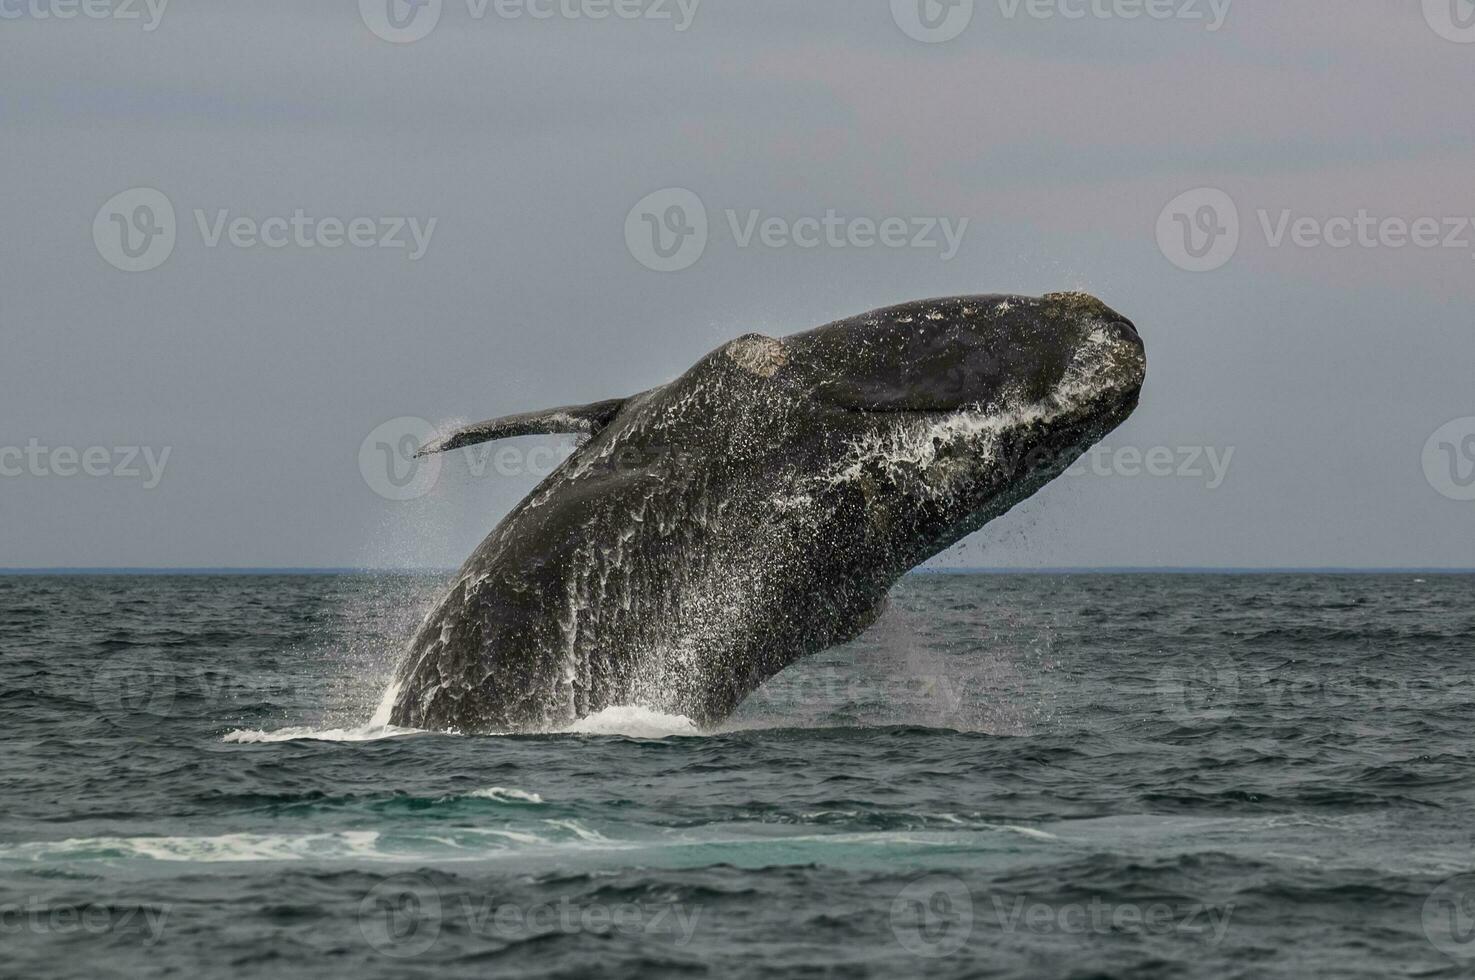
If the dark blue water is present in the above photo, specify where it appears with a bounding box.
[3,573,1474,978]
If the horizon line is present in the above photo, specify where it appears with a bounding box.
[1,566,1472,576]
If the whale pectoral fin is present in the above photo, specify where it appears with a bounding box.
[415,397,628,457]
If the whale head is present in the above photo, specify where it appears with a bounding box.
[765,292,1147,566]
[795,292,1143,417]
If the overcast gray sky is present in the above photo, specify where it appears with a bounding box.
[3,0,1473,569]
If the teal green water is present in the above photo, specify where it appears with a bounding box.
[3,573,1473,978]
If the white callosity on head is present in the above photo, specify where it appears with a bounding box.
[725,335,789,378]
[819,325,1130,499]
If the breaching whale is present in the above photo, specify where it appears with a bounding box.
[388,292,1146,732]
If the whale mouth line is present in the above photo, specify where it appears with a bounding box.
[835,391,1106,422]
[838,402,986,417]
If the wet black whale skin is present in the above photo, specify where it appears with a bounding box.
[389,293,1145,733]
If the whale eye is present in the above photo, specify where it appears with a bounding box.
[725,334,789,378]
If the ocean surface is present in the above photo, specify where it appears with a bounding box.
[3,572,1474,978]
